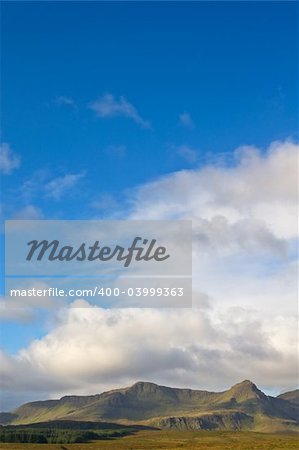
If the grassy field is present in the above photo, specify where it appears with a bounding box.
[0,430,298,450]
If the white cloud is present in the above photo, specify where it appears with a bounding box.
[12,205,43,220]
[90,193,118,211]
[54,96,77,109]
[129,140,298,240]
[0,143,20,174]
[20,170,85,202]
[0,303,296,406]
[0,306,35,323]
[126,140,298,315]
[89,94,151,128]
[179,112,195,128]
[177,145,199,163]
[44,172,85,200]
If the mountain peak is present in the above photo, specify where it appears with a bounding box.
[237,380,256,387]
[128,381,160,394]
[131,381,158,388]
[226,380,266,402]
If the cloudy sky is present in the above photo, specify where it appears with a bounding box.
[0,2,298,410]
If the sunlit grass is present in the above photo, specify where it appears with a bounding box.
[1,430,298,449]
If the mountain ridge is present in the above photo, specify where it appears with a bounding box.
[1,380,298,433]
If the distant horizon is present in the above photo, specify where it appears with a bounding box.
[2,377,298,438]
[3,378,298,412]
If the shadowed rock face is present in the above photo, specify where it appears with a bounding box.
[1,380,298,432]
[157,412,254,431]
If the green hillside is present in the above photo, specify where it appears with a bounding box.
[1,380,298,433]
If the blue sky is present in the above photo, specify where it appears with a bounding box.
[0,2,298,407]
[1,2,298,220]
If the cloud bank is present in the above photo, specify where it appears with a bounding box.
[0,303,297,409]
[1,140,298,409]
